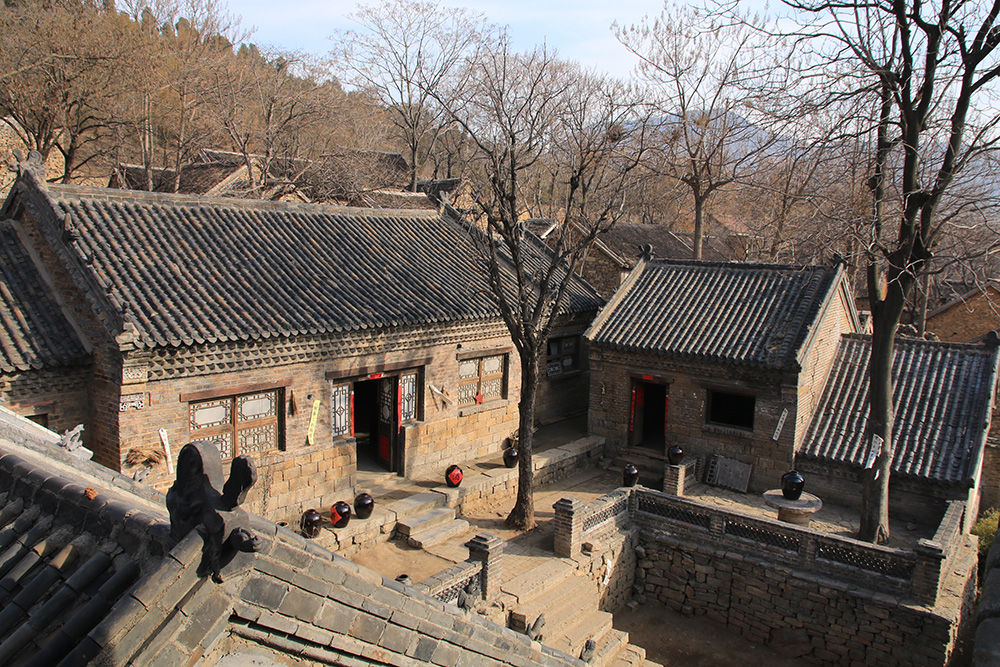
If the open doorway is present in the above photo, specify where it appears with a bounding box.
[352,376,399,473]
[353,378,380,471]
[629,380,668,450]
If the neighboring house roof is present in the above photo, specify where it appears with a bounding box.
[587,259,841,371]
[10,172,602,351]
[800,334,999,486]
[0,220,90,373]
[594,223,734,267]
[108,161,248,196]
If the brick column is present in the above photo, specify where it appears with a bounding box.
[663,465,686,496]
[912,538,946,606]
[466,532,504,601]
[553,496,584,558]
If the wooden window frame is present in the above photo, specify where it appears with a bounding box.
[457,354,508,408]
[189,388,284,460]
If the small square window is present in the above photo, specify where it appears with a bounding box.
[706,390,755,431]
[458,354,507,407]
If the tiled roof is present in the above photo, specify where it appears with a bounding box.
[0,408,583,667]
[31,183,601,350]
[0,220,90,373]
[596,223,734,265]
[587,259,839,370]
[800,334,998,485]
[109,162,245,195]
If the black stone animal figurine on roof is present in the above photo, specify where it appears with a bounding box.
[166,440,261,583]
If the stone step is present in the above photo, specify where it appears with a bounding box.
[396,506,456,537]
[591,628,634,667]
[548,607,614,659]
[406,519,471,549]
[384,492,445,522]
[606,643,657,667]
[510,573,598,634]
[501,557,576,605]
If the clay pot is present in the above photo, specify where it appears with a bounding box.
[622,464,639,487]
[446,464,463,488]
[354,493,375,520]
[300,509,323,538]
[330,500,352,528]
[781,470,805,501]
[667,444,684,466]
[503,447,519,469]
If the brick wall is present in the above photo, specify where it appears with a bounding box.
[1,366,90,436]
[794,286,855,451]
[925,286,1000,343]
[982,443,1000,513]
[589,347,799,492]
[577,247,627,299]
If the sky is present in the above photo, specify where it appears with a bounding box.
[230,0,688,80]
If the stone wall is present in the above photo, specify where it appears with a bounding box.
[631,488,977,666]
[973,522,1000,666]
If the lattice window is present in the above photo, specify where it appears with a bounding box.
[400,372,418,422]
[724,519,800,552]
[815,543,914,579]
[583,497,628,532]
[546,336,580,377]
[331,383,352,437]
[189,389,281,459]
[636,495,712,529]
[458,354,506,407]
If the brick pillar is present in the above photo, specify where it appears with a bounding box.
[466,532,503,601]
[553,496,583,558]
[912,538,946,606]
[664,465,686,496]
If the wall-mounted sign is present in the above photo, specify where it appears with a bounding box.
[307,399,321,445]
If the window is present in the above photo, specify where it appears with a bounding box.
[331,383,352,438]
[546,336,580,377]
[189,389,281,459]
[706,390,755,431]
[457,354,506,407]
[400,371,419,422]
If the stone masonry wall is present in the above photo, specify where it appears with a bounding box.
[589,346,798,492]
[637,529,974,666]
[577,247,626,299]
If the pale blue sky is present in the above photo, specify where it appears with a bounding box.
[230,0,753,80]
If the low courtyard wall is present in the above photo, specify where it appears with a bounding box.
[631,488,976,666]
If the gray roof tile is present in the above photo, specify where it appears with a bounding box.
[801,334,999,485]
[588,259,839,370]
[36,184,601,350]
[0,220,90,373]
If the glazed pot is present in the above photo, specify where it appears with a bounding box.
[667,444,684,466]
[446,464,463,488]
[354,493,375,520]
[503,447,519,469]
[781,470,805,501]
[622,464,639,487]
[330,500,352,528]
[300,509,323,538]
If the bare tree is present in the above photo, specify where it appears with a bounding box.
[332,0,492,190]
[433,38,649,529]
[0,1,140,182]
[773,0,1000,542]
[616,4,778,259]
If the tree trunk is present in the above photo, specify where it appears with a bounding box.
[506,352,538,530]
[858,265,907,543]
[692,194,704,260]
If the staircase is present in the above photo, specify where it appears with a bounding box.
[489,551,661,667]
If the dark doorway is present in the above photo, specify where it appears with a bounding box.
[352,376,399,473]
[630,380,668,450]
[353,378,381,471]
